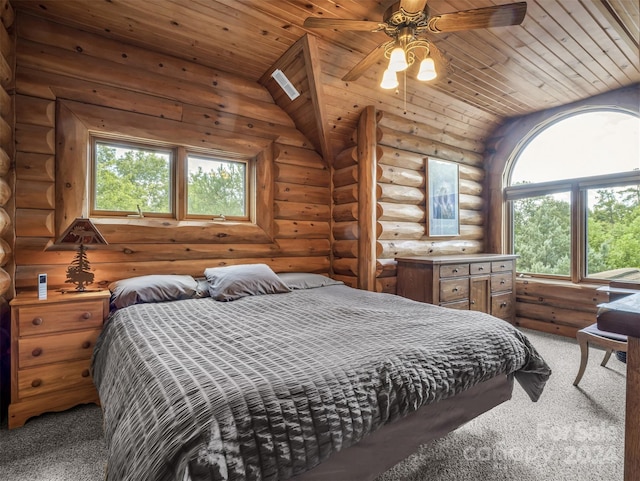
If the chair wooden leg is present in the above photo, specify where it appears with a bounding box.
[574,334,589,386]
[601,349,613,367]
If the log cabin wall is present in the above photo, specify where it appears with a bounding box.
[0,0,13,424]
[13,13,330,290]
[332,106,487,294]
[485,85,640,337]
[0,0,13,296]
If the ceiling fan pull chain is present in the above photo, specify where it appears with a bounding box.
[403,70,407,115]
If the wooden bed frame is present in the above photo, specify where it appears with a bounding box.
[293,374,514,481]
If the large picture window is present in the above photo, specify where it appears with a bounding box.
[91,137,252,221]
[506,110,640,282]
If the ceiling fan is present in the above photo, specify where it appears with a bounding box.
[303,0,527,87]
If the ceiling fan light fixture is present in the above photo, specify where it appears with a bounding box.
[417,57,437,81]
[380,68,399,89]
[388,46,408,72]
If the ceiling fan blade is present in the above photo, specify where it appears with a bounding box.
[342,42,390,82]
[303,17,383,31]
[427,2,527,33]
[399,0,428,13]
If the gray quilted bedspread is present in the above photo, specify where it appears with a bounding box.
[92,285,551,481]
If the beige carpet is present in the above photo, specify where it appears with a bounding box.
[0,329,626,481]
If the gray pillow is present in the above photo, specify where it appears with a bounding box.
[204,264,290,301]
[109,274,199,309]
[277,272,344,290]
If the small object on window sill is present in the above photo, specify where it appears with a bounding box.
[212,214,226,222]
[127,205,145,218]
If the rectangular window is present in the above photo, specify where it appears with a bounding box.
[512,192,571,276]
[91,137,253,221]
[93,139,172,216]
[187,154,248,219]
[586,184,640,280]
[507,176,640,282]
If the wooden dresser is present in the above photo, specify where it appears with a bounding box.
[8,290,110,429]
[396,254,518,322]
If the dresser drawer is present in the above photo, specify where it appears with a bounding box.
[492,292,515,320]
[440,264,469,278]
[18,329,101,368]
[441,299,470,310]
[18,300,104,336]
[491,272,513,292]
[17,359,94,399]
[440,278,470,302]
[470,262,491,275]
[492,260,513,273]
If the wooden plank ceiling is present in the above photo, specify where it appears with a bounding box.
[13,0,640,157]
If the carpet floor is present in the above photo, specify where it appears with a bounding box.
[0,329,626,481]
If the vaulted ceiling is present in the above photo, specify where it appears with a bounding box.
[13,0,640,158]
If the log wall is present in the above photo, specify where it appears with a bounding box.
[0,0,13,298]
[332,107,487,293]
[0,0,14,424]
[13,14,330,290]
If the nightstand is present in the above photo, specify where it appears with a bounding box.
[8,290,110,429]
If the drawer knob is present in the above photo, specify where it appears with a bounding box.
[500,264,506,268]
[478,267,484,271]
[32,348,43,357]
[81,312,92,320]
[31,379,42,388]
[471,300,476,305]
[82,341,91,349]
[500,302,508,308]
[32,317,43,326]
[500,280,506,285]
[453,268,459,273]
[452,287,458,292]
[81,369,90,378]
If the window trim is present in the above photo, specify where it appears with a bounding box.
[55,100,275,245]
[90,136,256,222]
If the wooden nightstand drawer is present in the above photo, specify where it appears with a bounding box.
[17,358,94,399]
[491,272,513,292]
[440,264,469,278]
[440,278,469,302]
[18,329,101,368]
[18,299,104,336]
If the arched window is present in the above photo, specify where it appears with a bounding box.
[505,109,640,282]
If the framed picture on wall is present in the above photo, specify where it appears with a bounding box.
[427,158,459,237]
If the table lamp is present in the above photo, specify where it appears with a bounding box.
[56,218,108,292]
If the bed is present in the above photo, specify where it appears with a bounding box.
[92,266,551,481]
